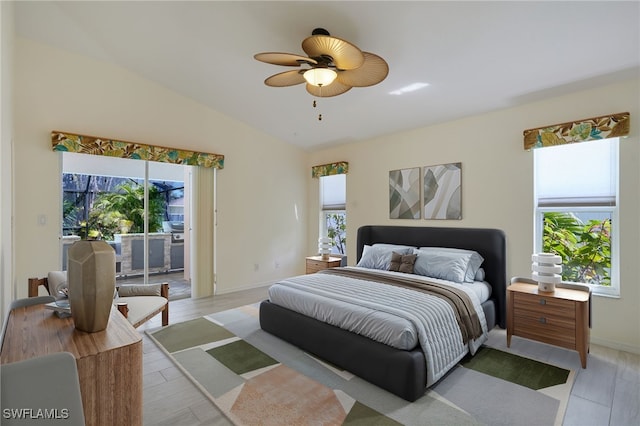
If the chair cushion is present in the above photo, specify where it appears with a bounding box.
[117,296,167,326]
[117,283,162,297]
[47,271,68,297]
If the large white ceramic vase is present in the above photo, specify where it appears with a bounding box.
[67,240,116,332]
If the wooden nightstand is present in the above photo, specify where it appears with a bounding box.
[305,255,342,274]
[507,281,590,368]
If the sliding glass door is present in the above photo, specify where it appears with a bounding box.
[61,152,191,297]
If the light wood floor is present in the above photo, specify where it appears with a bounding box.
[140,287,640,426]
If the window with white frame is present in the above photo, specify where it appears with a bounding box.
[320,173,346,255]
[534,137,619,296]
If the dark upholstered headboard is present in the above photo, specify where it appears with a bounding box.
[357,225,507,328]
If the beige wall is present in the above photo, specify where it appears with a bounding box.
[308,78,640,353]
[12,38,308,298]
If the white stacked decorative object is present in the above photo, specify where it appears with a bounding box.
[531,253,562,292]
[318,237,332,260]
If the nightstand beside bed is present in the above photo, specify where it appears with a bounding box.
[305,255,342,274]
[507,279,590,368]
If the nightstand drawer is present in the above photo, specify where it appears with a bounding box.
[307,259,327,270]
[306,263,324,274]
[513,292,575,320]
[513,311,576,349]
[305,256,342,274]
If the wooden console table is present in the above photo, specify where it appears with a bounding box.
[1,304,142,425]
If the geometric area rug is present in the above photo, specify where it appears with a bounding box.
[147,304,575,426]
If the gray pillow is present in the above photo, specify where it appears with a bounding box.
[413,249,470,283]
[118,284,162,297]
[357,245,409,270]
[371,243,415,254]
[417,247,484,282]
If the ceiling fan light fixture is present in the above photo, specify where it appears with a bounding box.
[255,28,387,99]
[303,68,337,87]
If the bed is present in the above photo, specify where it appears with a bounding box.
[259,225,506,401]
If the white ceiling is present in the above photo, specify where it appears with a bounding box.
[14,1,640,151]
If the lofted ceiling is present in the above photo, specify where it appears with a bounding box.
[14,1,640,151]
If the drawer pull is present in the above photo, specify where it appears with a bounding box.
[539,299,546,305]
[538,317,547,324]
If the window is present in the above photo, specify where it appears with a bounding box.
[320,174,346,255]
[534,138,619,296]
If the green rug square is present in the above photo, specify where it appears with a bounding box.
[207,340,278,375]
[150,317,235,353]
[343,401,402,425]
[461,347,570,390]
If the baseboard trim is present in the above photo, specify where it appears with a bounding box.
[214,280,275,295]
[591,336,640,355]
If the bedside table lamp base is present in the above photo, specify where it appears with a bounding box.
[531,253,562,293]
[318,237,331,260]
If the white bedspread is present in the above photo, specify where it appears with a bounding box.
[268,267,488,386]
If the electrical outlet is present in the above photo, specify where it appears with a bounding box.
[254,263,259,272]
[274,261,279,269]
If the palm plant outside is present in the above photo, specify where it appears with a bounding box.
[84,183,165,240]
[542,212,611,286]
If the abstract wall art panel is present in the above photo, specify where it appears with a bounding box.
[389,168,421,219]
[423,162,462,220]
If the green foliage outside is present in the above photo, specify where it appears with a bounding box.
[83,183,165,241]
[63,199,78,230]
[326,213,346,254]
[542,212,611,286]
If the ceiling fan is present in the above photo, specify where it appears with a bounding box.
[254,28,389,97]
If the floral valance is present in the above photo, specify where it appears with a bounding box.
[52,131,224,169]
[523,112,630,150]
[312,161,349,178]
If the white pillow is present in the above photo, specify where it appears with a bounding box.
[357,245,411,270]
[474,267,486,282]
[47,271,68,296]
[417,247,484,282]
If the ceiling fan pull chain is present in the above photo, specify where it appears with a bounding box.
[312,98,322,121]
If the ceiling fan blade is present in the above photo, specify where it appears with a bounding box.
[306,80,352,97]
[336,52,389,87]
[254,52,318,67]
[264,70,306,87]
[302,35,364,70]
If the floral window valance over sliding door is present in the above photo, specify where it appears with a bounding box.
[523,112,629,150]
[52,131,224,169]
